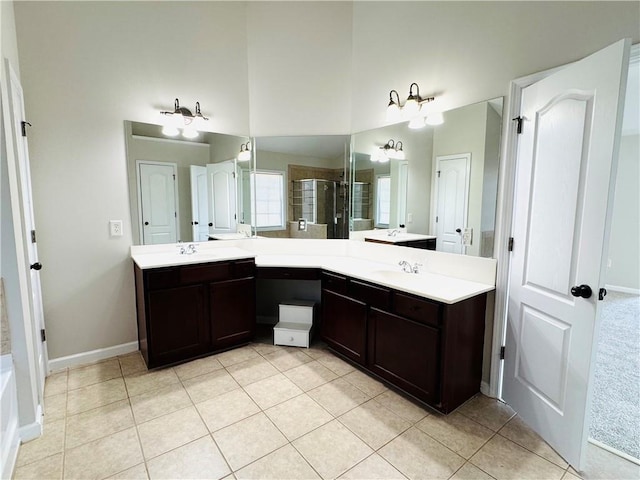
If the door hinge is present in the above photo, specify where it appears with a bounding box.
[508,237,514,251]
[437,170,441,178]
[234,213,237,220]
[172,174,176,180]
[41,329,46,342]
[21,121,32,137]
[513,116,523,134]
[233,172,236,179]
[435,216,438,223]
[31,229,37,243]
[500,346,505,360]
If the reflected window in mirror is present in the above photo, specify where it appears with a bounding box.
[251,170,286,231]
[375,175,391,227]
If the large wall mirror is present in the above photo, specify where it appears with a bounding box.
[253,135,350,239]
[351,97,503,257]
[124,121,252,245]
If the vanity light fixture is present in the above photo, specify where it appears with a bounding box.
[160,98,209,138]
[237,142,252,162]
[386,83,442,128]
[372,139,404,162]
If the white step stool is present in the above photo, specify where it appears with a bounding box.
[274,300,315,348]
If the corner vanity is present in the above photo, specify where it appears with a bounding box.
[131,239,495,414]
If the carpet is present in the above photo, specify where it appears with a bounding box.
[589,291,640,460]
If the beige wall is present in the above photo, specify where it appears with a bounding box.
[11,1,640,360]
[607,134,640,291]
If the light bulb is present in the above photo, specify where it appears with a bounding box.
[162,125,179,136]
[395,149,405,160]
[182,126,199,139]
[238,150,251,162]
[403,98,421,118]
[408,116,426,129]
[386,103,402,123]
[425,112,444,125]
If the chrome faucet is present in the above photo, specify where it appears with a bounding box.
[399,260,422,274]
[179,243,197,255]
[388,229,400,237]
[399,260,413,273]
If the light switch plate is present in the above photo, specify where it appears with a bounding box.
[407,213,413,223]
[109,220,123,237]
[462,228,473,246]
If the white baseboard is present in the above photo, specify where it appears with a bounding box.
[18,404,43,442]
[605,284,640,295]
[480,381,491,397]
[588,437,640,465]
[48,341,138,372]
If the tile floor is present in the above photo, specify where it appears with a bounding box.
[12,341,639,480]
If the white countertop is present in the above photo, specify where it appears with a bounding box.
[131,242,494,305]
[363,232,437,244]
[131,246,255,269]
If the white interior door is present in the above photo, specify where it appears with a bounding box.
[435,154,470,254]
[503,39,630,470]
[138,162,178,245]
[206,160,237,235]
[4,59,47,395]
[190,165,209,242]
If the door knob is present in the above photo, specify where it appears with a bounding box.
[208,223,213,227]
[30,262,43,271]
[144,221,149,226]
[194,221,198,225]
[455,228,462,233]
[570,284,592,299]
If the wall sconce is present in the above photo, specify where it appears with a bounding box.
[386,83,442,128]
[237,142,252,162]
[371,139,405,162]
[160,98,209,138]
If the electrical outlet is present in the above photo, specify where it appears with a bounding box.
[607,258,612,268]
[407,213,413,223]
[109,220,123,237]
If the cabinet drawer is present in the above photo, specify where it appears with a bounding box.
[394,292,440,328]
[258,267,319,280]
[348,279,391,310]
[321,272,347,294]
[180,262,231,284]
[145,268,180,291]
[234,260,256,279]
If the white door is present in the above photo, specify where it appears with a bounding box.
[435,154,470,254]
[190,165,209,242]
[206,160,237,235]
[503,39,630,469]
[138,162,178,245]
[4,60,48,394]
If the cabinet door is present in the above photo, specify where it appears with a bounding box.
[322,289,367,365]
[210,277,256,349]
[367,308,440,404]
[147,285,209,367]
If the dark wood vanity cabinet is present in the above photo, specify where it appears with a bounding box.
[321,289,367,365]
[367,308,440,405]
[321,271,487,413]
[135,259,256,368]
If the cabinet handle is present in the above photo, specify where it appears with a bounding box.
[209,223,213,227]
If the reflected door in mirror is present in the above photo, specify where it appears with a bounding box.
[207,160,237,235]
[138,161,178,245]
[190,166,209,242]
[435,154,470,254]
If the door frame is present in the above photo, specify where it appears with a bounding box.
[432,153,471,254]
[135,160,179,245]
[488,42,639,400]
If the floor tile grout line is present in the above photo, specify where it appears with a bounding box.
[494,430,570,471]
